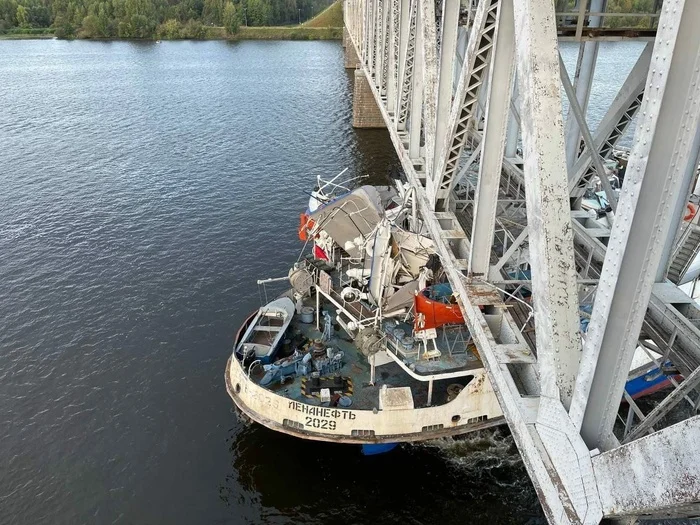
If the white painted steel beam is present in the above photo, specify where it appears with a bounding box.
[419,0,439,183]
[433,0,500,210]
[381,0,391,95]
[563,0,604,169]
[571,0,700,451]
[362,0,370,63]
[655,130,700,282]
[593,416,700,518]
[449,142,481,195]
[376,0,387,91]
[505,75,519,158]
[359,0,364,44]
[468,0,515,277]
[386,0,398,111]
[408,8,423,160]
[559,53,618,212]
[360,0,366,58]
[365,0,372,65]
[370,0,378,75]
[396,0,415,131]
[433,0,460,176]
[513,0,582,408]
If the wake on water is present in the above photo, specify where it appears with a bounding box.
[419,427,525,481]
[412,427,546,523]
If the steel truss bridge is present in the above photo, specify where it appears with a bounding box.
[342,0,700,522]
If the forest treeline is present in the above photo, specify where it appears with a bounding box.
[0,0,660,40]
[0,0,334,38]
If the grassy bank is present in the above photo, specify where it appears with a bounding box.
[0,28,55,39]
[196,2,343,41]
[0,26,341,40]
[303,1,343,28]
[233,25,340,40]
[157,24,340,40]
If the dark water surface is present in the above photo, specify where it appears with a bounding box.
[0,39,642,525]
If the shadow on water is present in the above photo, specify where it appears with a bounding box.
[222,422,545,525]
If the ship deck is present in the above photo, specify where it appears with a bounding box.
[245,296,484,411]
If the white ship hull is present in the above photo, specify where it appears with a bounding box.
[225,312,504,444]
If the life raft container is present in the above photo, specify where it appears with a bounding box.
[414,283,464,331]
[298,213,316,241]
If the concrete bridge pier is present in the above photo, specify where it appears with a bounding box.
[344,27,384,129]
[351,70,386,128]
[343,28,360,69]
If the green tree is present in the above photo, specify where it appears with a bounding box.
[129,13,154,37]
[96,3,113,36]
[156,17,180,38]
[81,13,100,36]
[27,4,51,26]
[222,1,237,34]
[0,0,19,29]
[53,13,75,37]
[180,17,204,37]
[202,0,222,24]
[15,3,28,26]
[246,0,269,25]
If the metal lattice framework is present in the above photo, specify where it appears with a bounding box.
[569,43,652,199]
[396,0,417,130]
[343,0,700,522]
[432,0,499,209]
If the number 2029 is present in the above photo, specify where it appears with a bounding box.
[305,417,336,430]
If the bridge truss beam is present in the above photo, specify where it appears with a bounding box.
[431,0,499,211]
[467,0,514,278]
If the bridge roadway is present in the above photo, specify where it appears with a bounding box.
[342,0,700,522]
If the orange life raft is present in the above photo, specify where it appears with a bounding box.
[414,284,464,331]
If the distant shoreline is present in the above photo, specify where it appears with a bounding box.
[1,0,343,41]
[0,33,55,40]
[0,26,342,41]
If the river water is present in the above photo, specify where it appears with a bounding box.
[0,39,644,524]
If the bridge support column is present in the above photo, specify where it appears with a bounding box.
[344,30,361,69]
[352,69,386,128]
